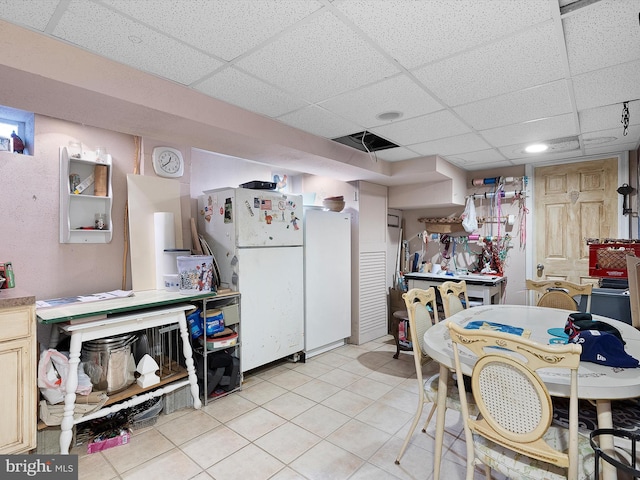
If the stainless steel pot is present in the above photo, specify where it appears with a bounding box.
[81,334,137,394]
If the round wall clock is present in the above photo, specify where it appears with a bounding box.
[152,147,184,178]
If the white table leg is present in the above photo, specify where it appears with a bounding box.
[433,364,448,480]
[178,312,202,409]
[60,332,82,454]
[596,400,617,480]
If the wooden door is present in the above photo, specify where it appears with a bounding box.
[534,158,618,284]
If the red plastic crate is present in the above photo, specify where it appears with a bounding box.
[588,243,640,278]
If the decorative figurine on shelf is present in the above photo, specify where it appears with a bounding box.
[273,174,287,192]
[136,354,160,388]
[11,131,24,154]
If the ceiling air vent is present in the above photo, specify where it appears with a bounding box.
[332,131,399,153]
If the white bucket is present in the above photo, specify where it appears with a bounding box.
[177,255,214,294]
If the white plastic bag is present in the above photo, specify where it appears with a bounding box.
[37,349,69,405]
[461,197,478,233]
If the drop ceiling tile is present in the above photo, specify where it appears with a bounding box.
[582,125,640,147]
[584,142,639,157]
[235,11,399,103]
[318,74,442,128]
[572,60,640,111]
[373,147,420,163]
[195,67,308,118]
[445,149,507,165]
[410,133,493,157]
[103,0,322,61]
[413,21,565,106]
[579,101,640,134]
[0,0,59,31]
[334,0,551,69]
[452,159,515,171]
[276,105,362,139]
[53,0,223,85]
[563,0,640,76]
[454,81,573,130]
[480,113,577,147]
[371,110,472,146]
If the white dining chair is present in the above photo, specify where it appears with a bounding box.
[438,280,469,318]
[395,287,476,464]
[448,321,595,480]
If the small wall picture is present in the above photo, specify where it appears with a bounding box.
[0,136,11,152]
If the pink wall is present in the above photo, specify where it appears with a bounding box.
[1,115,137,301]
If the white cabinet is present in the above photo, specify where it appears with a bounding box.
[0,299,37,454]
[59,146,113,243]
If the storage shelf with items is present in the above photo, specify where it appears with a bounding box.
[187,292,241,405]
[59,145,113,243]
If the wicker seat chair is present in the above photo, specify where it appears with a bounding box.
[438,280,470,318]
[448,322,594,480]
[526,279,593,311]
[395,287,476,464]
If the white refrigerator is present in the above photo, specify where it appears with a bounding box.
[304,208,352,358]
[198,187,304,372]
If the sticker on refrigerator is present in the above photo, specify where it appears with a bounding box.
[290,212,300,230]
[203,195,214,222]
[260,199,272,210]
[225,198,234,222]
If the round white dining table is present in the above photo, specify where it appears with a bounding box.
[423,304,640,480]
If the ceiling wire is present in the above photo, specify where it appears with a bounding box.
[360,131,377,163]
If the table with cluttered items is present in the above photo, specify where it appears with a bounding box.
[36,289,220,454]
[424,304,640,480]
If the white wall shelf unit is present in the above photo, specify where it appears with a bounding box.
[59,146,113,243]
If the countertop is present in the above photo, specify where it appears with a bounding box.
[0,288,36,308]
[404,272,506,286]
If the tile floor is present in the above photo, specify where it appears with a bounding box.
[74,335,492,480]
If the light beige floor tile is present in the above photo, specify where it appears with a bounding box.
[120,448,201,480]
[154,407,190,426]
[155,409,220,445]
[290,404,351,438]
[190,472,214,480]
[202,391,257,423]
[289,440,363,480]
[206,443,284,480]
[344,376,394,400]
[338,358,380,376]
[252,363,294,381]
[365,366,410,387]
[291,378,342,402]
[180,424,249,469]
[367,436,433,480]
[101,428,174,474]
[355,401,414,435]
[326,419,391,460]
[332,344,372,359]
[311,351,353,368]
[315,368,363,389]
[267,369,314,390]
[254,422,321,464]
[225,406,286,441]
[352,350,397,370]
[262,391,317,420]
[77,450,118,480]
[376,386,420,412]
[321,389,374,417]
[290,359,333,377]
[237,380,287,405]
[268,466,308,479]
[350,461,403,479]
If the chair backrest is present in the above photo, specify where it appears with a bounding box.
[402,288,438,363]
[448,321,582,479]
[526,279,593,312]
[438,280,469,318]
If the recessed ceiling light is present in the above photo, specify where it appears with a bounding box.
[376,111,403,121]
[524,143,549,153]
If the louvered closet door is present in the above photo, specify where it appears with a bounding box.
[352,181,388,344]
[357,251,387,343]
